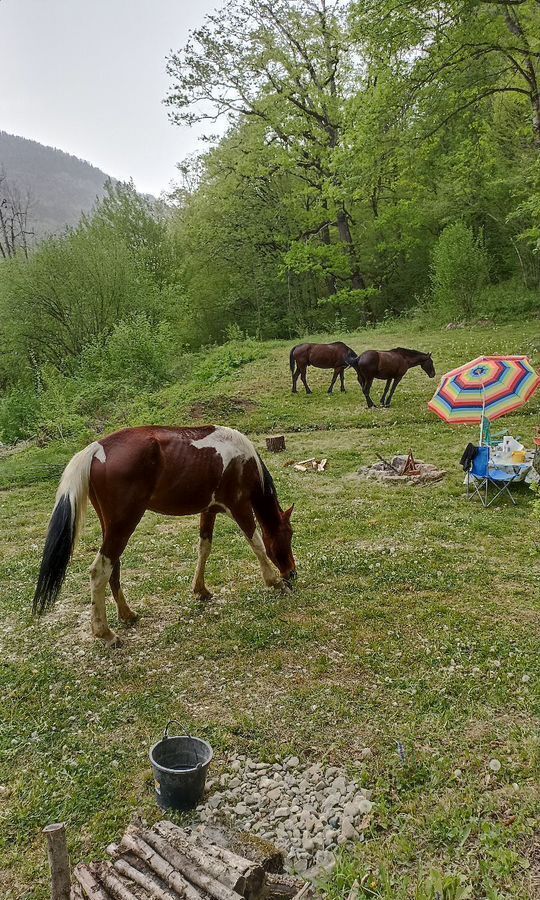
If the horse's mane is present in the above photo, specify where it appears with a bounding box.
[259,456,278,500]
[390,347,427,359]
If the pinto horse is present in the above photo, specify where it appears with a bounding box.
[290,342,359,394]
[33,425,296,647]
[354,347,435,408]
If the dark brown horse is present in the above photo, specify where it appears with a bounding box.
[354,348,435,408]
[33,425,296,647]
[290,342,359,394]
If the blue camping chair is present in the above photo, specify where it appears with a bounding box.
[466,446,517,508]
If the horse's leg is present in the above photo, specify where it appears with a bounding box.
[291,366,300,394]
[300,365,312,395]
[385,376,403,407]
[380,378,392,406]
[327,368,339,394]
[230,501,282,589]
[192,508,217,601]
[363,377,376,408]
[339,368,346,392]
[110,560,138,625]
[90,512,144,647]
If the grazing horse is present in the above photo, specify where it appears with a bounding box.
[33,425,296,647]
[355,348,435,408]
[290,342,359,394]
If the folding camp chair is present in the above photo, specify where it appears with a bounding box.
[466,446,518,508]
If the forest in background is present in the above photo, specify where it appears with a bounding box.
[0,0,539,442]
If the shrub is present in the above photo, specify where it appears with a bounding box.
[78,314,172,389]
[430,222,489,318]
[0,387,41,444]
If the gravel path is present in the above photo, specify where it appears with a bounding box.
[195,753,373,875]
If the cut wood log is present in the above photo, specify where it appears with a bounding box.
[266,436,286,453]
[114,857,180,900]
[73,864,110,900]
[154,822,265,897]
[138,827,242,900]
[291,884,312,900]
[119,832,204,900]
[43,822,71,900]
[93,862,142,900]
[70,885,85,900]
[265,873,306,899]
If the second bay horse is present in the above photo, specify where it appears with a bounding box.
[355,348,435,408]
[290,341,359,394]
[33,425,296,647]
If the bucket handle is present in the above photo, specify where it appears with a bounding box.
[162,721,203,768]
[162,719,189,740]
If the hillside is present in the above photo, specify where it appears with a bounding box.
[2,319,540,897]
[0,131,110,237]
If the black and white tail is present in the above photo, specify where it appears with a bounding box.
[32,441,104,614]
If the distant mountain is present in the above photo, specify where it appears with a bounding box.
[0,131,111,238]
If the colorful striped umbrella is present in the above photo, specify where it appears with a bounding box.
[428,355,540,438]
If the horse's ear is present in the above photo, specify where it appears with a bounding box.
[283,505,294,521]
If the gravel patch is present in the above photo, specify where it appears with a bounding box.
[195,753,373,876]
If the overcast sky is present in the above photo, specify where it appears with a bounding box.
[0,0,221,195]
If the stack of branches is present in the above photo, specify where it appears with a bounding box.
[70,821,313,900]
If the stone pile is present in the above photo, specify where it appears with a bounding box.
[195,754,373,875]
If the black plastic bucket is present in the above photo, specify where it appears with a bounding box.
[149,720,213,811]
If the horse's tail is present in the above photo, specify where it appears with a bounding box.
[345,349,359,370]
[33,441,104,615]
[289,346,297,374]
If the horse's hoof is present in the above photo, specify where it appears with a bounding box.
[194,589,213,602]
[121,612,139,626]
[275,579,292,594]
[105,632,123,649]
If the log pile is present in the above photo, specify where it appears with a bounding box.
[66,821,314,900]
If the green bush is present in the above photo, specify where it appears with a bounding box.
[430,223,489,319]
[0,387,41,444]
[78,314,172,389]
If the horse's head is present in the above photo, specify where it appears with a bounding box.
[263,505,296,585]
[421,353,435,378]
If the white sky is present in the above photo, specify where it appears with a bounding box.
[0,0,221,195]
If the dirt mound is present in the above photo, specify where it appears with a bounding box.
[189,396,258,419]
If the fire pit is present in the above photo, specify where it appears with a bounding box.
[358,451,446,485]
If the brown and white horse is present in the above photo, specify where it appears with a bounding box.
[33,426,296,647]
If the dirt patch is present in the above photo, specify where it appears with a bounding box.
[189,396,258,419]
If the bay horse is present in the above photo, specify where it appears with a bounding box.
[33,425,296,647]
[354,348,435,408]
[290,342,359,394]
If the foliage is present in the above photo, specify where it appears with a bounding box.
[0,387,41,444]
[430,224,489,319]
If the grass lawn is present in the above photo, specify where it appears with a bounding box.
[1,319,540,899]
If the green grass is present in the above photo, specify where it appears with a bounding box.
[1,318,540,898]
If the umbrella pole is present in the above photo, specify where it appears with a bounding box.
[479,386,485,445]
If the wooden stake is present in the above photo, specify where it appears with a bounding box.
[43,823,71,900]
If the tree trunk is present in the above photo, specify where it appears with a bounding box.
[336,209,365,290]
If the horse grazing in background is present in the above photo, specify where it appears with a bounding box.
[290,341,359,394]
[33,426,296,648]
[354,348,435,408]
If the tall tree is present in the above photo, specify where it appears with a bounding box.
[165,0,366,293]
